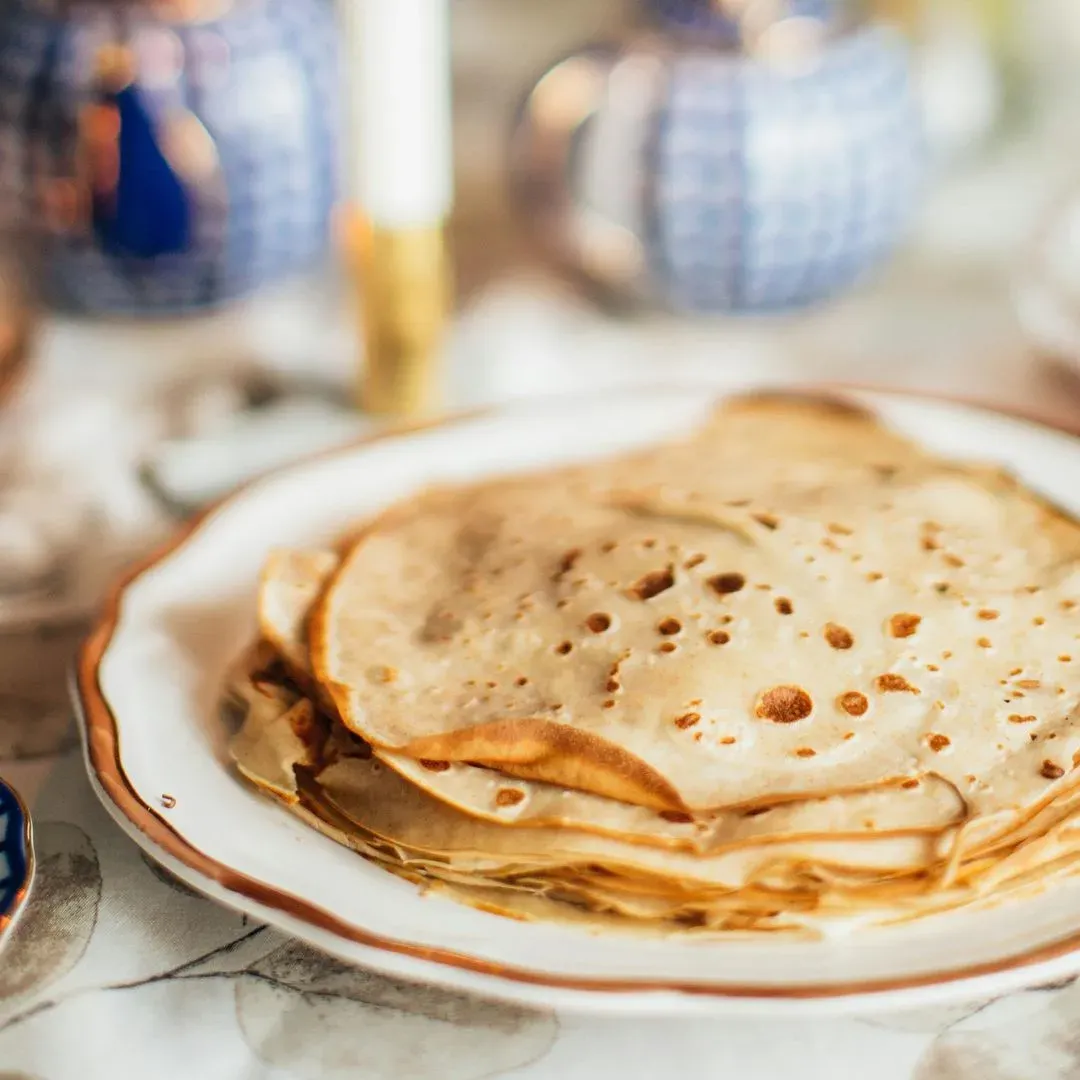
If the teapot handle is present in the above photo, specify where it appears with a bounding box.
[508,43,665,299]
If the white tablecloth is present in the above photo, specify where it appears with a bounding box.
[3,151,1080,1074]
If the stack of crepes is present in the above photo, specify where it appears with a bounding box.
[226,395,1080,934]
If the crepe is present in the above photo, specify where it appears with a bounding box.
[226,658,954,932]
[258,549,339,701]
[264,547,966,853]
[313,401,1080,820]
[226,653,1068,932]
[227,393,1080,933]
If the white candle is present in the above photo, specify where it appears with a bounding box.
[346,0,454,228]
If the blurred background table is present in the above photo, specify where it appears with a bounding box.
[4,1,1080,1077]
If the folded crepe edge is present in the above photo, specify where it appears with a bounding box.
[400,717,689,814]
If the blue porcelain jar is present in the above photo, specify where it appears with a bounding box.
[0,0,341,315]
[511,15,924,314]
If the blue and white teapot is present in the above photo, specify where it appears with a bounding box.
[511,3,924,313]
[0,0,341,315]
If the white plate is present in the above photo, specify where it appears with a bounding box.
[74,383,1080,1016]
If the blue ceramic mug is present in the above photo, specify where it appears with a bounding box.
[511,15,923,313]
[0,0,341,315]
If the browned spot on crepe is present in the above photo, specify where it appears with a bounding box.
[554,548,581,581]
[708,572,746,595]
[628,568,675,601]
[876,674,919,694]
[755,686,813,724]
[889,613,922,639]
[838,692,869,717]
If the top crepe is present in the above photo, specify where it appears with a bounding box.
[311,395,1080,824]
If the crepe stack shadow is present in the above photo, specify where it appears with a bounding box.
[225,395,1080,935]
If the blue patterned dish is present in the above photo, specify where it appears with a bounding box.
[0,776,33,944]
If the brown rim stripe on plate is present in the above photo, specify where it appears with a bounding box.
[75,384,1080,1002]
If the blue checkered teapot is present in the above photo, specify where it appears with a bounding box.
[511,6,924,313]
[0,0,341,315]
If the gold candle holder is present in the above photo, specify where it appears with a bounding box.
[345,213,451,419]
